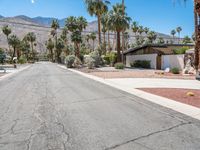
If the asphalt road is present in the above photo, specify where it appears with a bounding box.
[0,62,200,150]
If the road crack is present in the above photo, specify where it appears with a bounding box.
[104,122,192,150]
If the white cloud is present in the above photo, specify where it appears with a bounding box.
[31,0,35,4]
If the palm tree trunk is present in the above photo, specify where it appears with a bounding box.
[194,1,199,71]
[98,15,102,45]
[6,36,11,56]
[75,42,80,58]
[12,47,16,62]
[117,31,121,62]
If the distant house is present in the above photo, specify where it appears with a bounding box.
[124,44,194,70]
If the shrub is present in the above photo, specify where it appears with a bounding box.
[0,49,6,64]
[89,50,103,67]
[18,56,27,64]
[73,57,82,68]
[109,52,117,65]
[115,63,125,69]
[171,67,180,74]
[131,60,151,69]
[65,55,76,68]
[103,55,110,65]
[173,47,189,54]
[84,55,95,69]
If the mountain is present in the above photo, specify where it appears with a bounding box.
[0,15,173,53]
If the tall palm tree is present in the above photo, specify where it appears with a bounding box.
[65,16,87,58]
[176,26,182,43]
[26,32,36,61]
[51,19,60,62]
[2,25,12,54]
[108,3,131,62]
[85,0,110,45]
[171,29,176,39]
[8,35,20,61]
[46,38,54,62]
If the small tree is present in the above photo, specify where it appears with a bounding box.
[8,35,20,62]
[46,38,54,62]
[26,32,36,61]
[2,25,12,55]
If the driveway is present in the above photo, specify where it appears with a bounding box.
[0,62,200,150]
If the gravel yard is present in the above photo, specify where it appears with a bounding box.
[75,67,195,80]
[139,88,200,108]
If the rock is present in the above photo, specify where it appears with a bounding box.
[164,68,170,73]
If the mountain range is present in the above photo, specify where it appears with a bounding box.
[0,15,172,53]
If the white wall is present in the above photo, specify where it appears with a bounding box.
[126,54,158,69]
[161,54,184,70]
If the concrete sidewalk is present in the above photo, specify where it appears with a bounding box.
[58,65,200,121]
[0,64,31,81]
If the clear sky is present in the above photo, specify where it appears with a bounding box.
[0,0,194,37]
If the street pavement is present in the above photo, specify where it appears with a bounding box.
[0,62,200,150]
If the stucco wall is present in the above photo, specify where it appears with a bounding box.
[161,54,185,70]
[126,54,158,69]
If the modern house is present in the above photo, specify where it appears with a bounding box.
[124,44,194,70]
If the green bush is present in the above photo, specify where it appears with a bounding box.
[131,60,151,69]
[115,63,125,69]
[173,47,189,54]
[109,52,117,65]
[73,57,82,68]
[65,55,76,68]
[84,55,95,69]
[103,55,110,65]
[171,67,180,74]
[18,56,27,64]
[0,49,6,64]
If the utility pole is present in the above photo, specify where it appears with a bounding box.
[121,0,125,63]
[194,0,200,78]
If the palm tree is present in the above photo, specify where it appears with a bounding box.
[132,21,139,36]
[144,27,149,35]
[85,0,110,45]
[56,38,65,63]
[2,25,12,55]
[108,3,131,62]
[101,13,108,48]
[26,32,36,61]
[147,31,157,44]
[46,38,54,62]
[65,16,88,58]
[20,36,31,60]
[51,19,60,62]
[90,32,97,51]
[138,26,144,36]
[171,29,176,40]
[176,26,182,43]
[8,35,20,61]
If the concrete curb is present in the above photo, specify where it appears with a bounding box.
[57,65,200,121]
[0,65,31,81]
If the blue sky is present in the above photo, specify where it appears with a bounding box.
[0,0,194,37]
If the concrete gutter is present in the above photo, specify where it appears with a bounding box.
[58,64,200,121]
